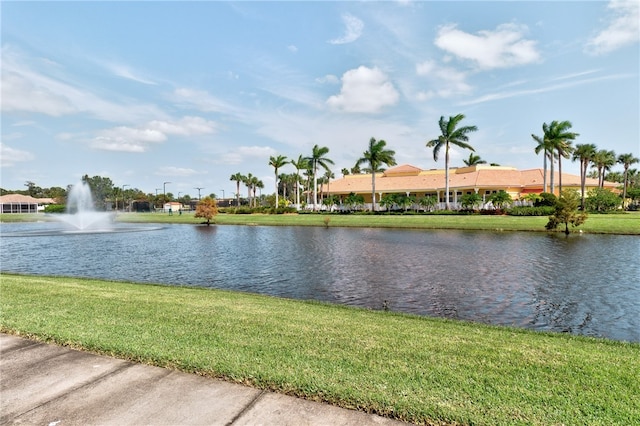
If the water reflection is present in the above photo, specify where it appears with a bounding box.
[1,222,638,342]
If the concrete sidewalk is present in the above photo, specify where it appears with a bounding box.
[1,334,407,425]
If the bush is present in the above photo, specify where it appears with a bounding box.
[44,204,66,213]
[585,188,621,212]
[508,206,555,216]
[534,192,557,207]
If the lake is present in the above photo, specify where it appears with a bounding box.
[2,221,639,342]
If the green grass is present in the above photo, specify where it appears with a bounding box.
[3,211,637,234]
[2,273,638,425]
[2,211,638,234]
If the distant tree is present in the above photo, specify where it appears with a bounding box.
[488,190,513,210]
[291,155,308,210]
[585,188,621,212]
[355,137,396,211]
[572,143,597,210]
[546,120,578,194]
[81,175,114,210]
[305,145,334,211]
[426,114,477,210]
[546,190,587,235]
[195,196,218,225]
[617,153,639,207]
[230,173,246,207]
[269,154,288,209]
[591,149,616,188]
[463,153,486,166]
[459,192,482,210]
[350,164,361,174]
[418,195,438,212]
[532,129,555,193]
[341,168,350,177]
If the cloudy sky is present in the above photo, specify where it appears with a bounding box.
[2,0,638,198]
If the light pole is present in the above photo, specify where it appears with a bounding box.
[220,189,225,199]
[121,184,129,212]
[194,187,203,200]
[163,182,171,213]
[155,189,161,212]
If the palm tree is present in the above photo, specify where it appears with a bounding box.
[252,179,264,207]
[617,153,639,205]
[463,153,486,166]
[305,145,334,211]
[355,137,396,211]
[572,143,597,209]
[532,128,555,194]
[229,173,246,207]
[291,155,308,210]
[592,149,616,188]
[545,120,578,194]
[323,169,335,203]
[243,173,254,207]
[426,114,478,210]
[269,154,288,209]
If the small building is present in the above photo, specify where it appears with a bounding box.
[0,194,56,214]
[162,202,183,213]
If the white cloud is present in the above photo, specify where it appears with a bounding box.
[0,143,34,167]
[326,66,399,113]
[287,45,298,53]
[155,166,199,177]
[435,23,541,69]
[89,117,216,152]
[316,74,340,84]
[585,0,639,55]
[415,59,473,99]
[105,62,157,85]
[329,13,364,45]
[173,88,234,113]
[219,145,277,165]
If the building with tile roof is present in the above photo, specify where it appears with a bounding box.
[0,194,56,214]
[320,164,617,209]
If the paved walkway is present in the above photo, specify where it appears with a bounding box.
[1,334,407,425]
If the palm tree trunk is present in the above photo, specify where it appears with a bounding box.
[542,152,548,193]
[549,153,555,195]
[580,160,587,210]
[445,143,451,210]
[236,181,241,207]
[371,172,376,211]
[558,151,563,195]
[313,161,318,211]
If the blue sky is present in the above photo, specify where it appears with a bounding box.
[2,0,638,198]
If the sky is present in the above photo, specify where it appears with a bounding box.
[1,0,639,199]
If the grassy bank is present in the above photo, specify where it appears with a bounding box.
[3,211,638,234]
[2,274,638,425]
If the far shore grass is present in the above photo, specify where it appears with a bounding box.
[1,274,638,425]
[2,211,639,234]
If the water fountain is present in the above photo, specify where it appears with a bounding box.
[54,180,116,232]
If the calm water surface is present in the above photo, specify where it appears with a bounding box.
[2,222,639,342]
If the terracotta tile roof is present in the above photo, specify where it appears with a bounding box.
[0,194,50,204]
[323,165,617,195]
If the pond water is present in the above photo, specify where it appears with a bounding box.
[2,222,639,342]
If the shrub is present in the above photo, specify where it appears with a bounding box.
[44,204,66,213]
[534,192,557,207]
[508,206,555,216]
[585,188,621,212]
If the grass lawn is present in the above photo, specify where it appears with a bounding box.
[4,211,637,234]
[2,274,638,425]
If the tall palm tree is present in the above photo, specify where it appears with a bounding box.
[532,127,556,194]
[269,154,288,208]
[229,172,246,207]
[463,153,486,166]
[426,114,478,210]
[305,145,334,211]
[355,137,396,211]
[291,155,308,210]
[545,120,578,194]
[243,173,254,207]
[572,143,597,209]
[592,149,616,188]
[252,178,264,207]
[617,153,639,205]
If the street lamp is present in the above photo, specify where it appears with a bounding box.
[121,184,129,212]
[163,182,171,213]
[220,189,225,199]
[194,187,203,200]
